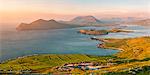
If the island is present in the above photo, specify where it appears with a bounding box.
[78,29,132,35]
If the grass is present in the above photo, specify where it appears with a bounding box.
[101,36,150,60]
[103,66,150,75]
[0,54,115,71]
[0,54,150,74]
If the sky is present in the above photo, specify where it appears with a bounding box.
[0,0,150,24]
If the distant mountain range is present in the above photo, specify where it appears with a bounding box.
[16,19,78,30]
[125,19,150,26]
[16,16,150,30]
[17,16,104,30]
[100,17,143,23]
[68,16,102,25]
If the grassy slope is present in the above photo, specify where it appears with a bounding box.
[101,60,150,72]
[0,54,115,71]
[0,54,150,74]
[102,36,150,60]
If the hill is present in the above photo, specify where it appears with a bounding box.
[0,54,115,73]
[0,54,150,74]
[98,36,150,60]
[16,19,79,30]
[63,16,103,25]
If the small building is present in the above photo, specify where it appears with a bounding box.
[65,64,74,67]
[86,66,101,70]
[79,62,93,66]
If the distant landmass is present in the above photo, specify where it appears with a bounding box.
[16,19,78,30]
[60,16,103,25]
[62,16,143,25]
[16,16,150,31]
[100,17,145,25]
[125,19,150,26]
[16,16,106,31]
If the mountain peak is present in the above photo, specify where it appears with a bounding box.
[81,15,96,18]
[36,19,47,22]
[31,19,47,24]
[70,16,102,25]
[48,19,57,22]
[74,15,98,21]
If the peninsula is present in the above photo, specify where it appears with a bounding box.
[16,19,79,31]
[95,36,150,60]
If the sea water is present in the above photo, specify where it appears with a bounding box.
[0,25,149,62]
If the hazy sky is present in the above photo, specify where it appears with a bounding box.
[0,0,150,23]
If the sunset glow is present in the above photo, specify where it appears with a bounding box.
[0,0,150,23]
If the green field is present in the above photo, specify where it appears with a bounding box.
[0,54,150,74]
[0,54,116,71]
[101,36,150,60]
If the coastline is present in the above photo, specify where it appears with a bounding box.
[93,36,150,60]
[96,38,124,51]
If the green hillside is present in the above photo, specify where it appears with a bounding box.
[100,36,150,60]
